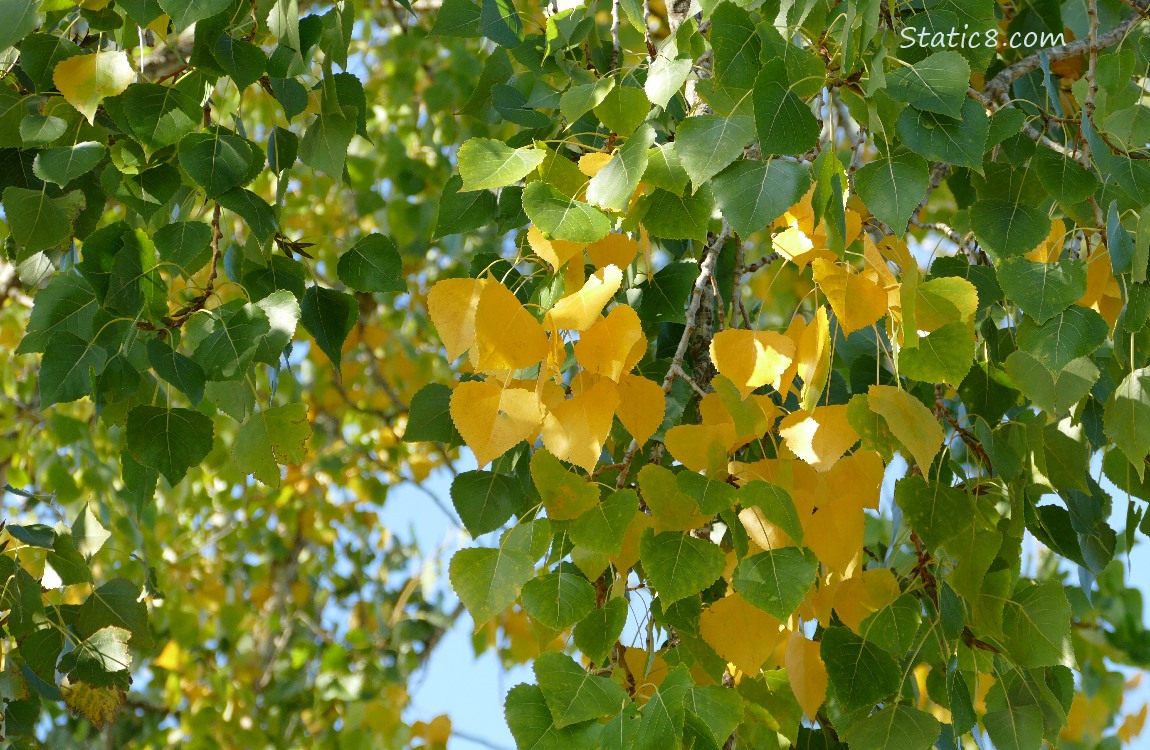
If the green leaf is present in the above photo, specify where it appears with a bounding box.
[1104,367,1150,476]
[899,321,975,385]
[638,664,692,750]
[534,651,628,727]
[33,142,106,185]
[675,115,756,189]
[593,85,650,137]
[458,138,545,192]
[216,188,277,241]
[738,481,803,544]
[841,705,941,750]
[77,578,153,649]
[684,685,743,750]
[46,529,92,586]
[336,233,405,293]
[710,3,761,91]
[894,474,975,549]
[299,107,355,180]
[300,285,357,373]
[640,186,714,242]
[561,77,615,123]
[0,0,40,54]
[858,594,922,656]
[643,143,689,195]
[984,675,1044,750]
[713,158,812,237]
[478,0,523,47]
[403,383,464,444]
[573,597,627,666]
[820,626,900,713]
[451,470,521,537]
[1016,306,1108,374]
[213,35,267,90]
[1002,581,1075,668]
[639,529,725,605]
[886,51,969,118]
[521,570,596,629]
[192,301,271,380]
[895,98,988,171]
[570,489,638,554]
[39,331,106,408]
[125,406,214,485]
[523,181,612,243]
[505,683,601,750]
[586,123,654,212]
[17,271,97,354]
[115,83,202,150]
[753,59,819,156]
[676,472,736,515]
[450,527,539,626]
[2,187,85,255]
[1032,146,1099,208]
[855,152,929,235]
[146,339,206,405]
[645,53,693,109]
[72,504,110,559]
[156,0,230,31]
[233,403,311,488]
[267,126,298,174]
[58,627,131,687]
[431,0,481,36]
[997,257,1086,324]
[154,221,213,278]
[731,547,817,620]
[970,199,1052,262]
[637,259,696,325]
[434,174,498,239]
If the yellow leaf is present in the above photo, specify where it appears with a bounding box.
[810,258,888,334]
[796,307,831,411]
[709,329,796,399]
[700,594,784,676]
[426,715,452,746]
[833,568,901,631]
[547,265,624,331]
[772,225,835,267]
[428,277,486,362]
[615,374,665,445]
[450,381,544,467]
[579,151,614,177]
[800,451,884,574]
[528,224,585,271]
[474,280,549,371]
[619,646,670,703]
[541,377,619,471]
[639,464,710,532]
[54,52,134,124]
[587,233,638,270]
[867,385,944,471]
[62,681,126,728]
[709,377,778,447]
[531,449,600,520]
[785,630,828,720]
[1026,218,1067,262]
[664,423,737,476]
[778,405,859,472]
[574,305,646,382]
[153,640,187,671]
[739,505,795,551]
[1118,703,1148,744]
[915,277,979,332]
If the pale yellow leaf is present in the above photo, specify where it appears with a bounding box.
[428,277,486,362]
[450,381,544,467]
[574,304,646,382]
[867,385,944,471]
[833,568,901,631]
[62,681,126,728]
[474,280,549,371]
[796,307,831,411]
[709,329,796,399]
[785,630,828,720]
[54,51,134,123]
[778,405,859,472]
[547,265,623,331]
[587,233,638,270]
[811,258,888,334]
[664,422,737,476]
[527,224,585,271]
[700,594,784,676]
[615,374,665,446]
[578,151,613,177]
[541,377,619,471]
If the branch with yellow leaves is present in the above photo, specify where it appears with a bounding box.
[616,221,731,488]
